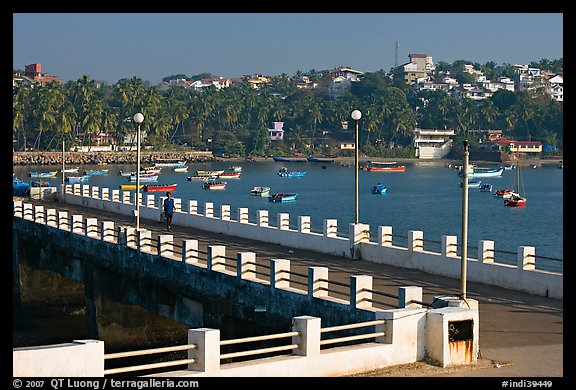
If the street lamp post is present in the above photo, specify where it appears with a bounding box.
[351,110,362,224]
[133,113,144,230]
[460,140,469,300]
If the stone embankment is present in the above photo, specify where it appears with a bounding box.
[13,151,215,166]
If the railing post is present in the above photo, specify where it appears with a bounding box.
[398,286,423,308]
[85,217,98,238]
[442,235,458,258]
[124,227,137,248]
[111,189,120,202]
[221,205,231,221]
[277,213,289,230]
[350,275,372,309]
[123,191,132,204]
[101,221,115,242]
[101,187,109,201]
[349,223,370,259]
[307,266,328,300]
[205,202,214,218]
[174,198,182,213]
[291,316,321,357]
[257,210,269,227]
[46,208,57,227]
[237,252,256,280]
[23,203,33,220]
[323,219,338,237]
[182,239,199,265]
[71,215,83,234]
[378,226,393,246]
[479,240,495,264]
[409,230,424,252]
[34,205,45,224]
[207,245,226,272]
[82,184,90,197]
[91,186,99,199]
[13,200,23,218]
[270,259,290,289]
[157,235,174,258]
[299,216,311,233]
[187,328,220,375]
[237,207,249,223]
[189,200,198,215]
[57,211,69,230]
[518,246,536,270]
[146,194,155,208]
[73,184,81,196]
[137,229,152,254]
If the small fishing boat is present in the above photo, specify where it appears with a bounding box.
[272,156,308,163]
[173,166,189,173]
[460,179,482,189]
[371,183,388,194]
[268,193,298,202]
[467,167,504,179]
[129,175,158,182]
[65,175,90,183]
[196,170,225,177]
[277,167,306,177]
[144,183,178,192]
[480,183,493,192]
[84,169,109,176]
[187,175,215,181]
[307,156,335,163]
[153,160,187,168]
[218,172,241,179]
[61,167,79,173]
[13,177,31,196]
[493,189,514,199]
[28,171,58,178]
[202,181,227,190]
[251,186,271,197]
[366,162,406,172]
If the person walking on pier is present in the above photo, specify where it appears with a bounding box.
[163,191,175,231]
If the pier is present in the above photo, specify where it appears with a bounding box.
[12,185,563,377]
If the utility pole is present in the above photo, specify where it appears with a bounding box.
[394,41,399,68]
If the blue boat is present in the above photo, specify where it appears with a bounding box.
[28,171,58,178]
[268,193,298,202]
[84,169,109,175]
[371,183,388,194]
[278,167,306,177]
[13,177,30,196]
[272,156,308,163]
[65,175,90,183]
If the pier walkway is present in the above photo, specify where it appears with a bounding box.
[17,197,563,378]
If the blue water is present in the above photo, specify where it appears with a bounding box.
[13,160,563,260]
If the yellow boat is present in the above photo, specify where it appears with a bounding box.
[119,184,144,190]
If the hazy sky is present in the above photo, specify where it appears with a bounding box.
[13,13,563,85]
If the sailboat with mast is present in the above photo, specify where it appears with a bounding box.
[504,155,527,207]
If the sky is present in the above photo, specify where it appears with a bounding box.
[13,13,563,85]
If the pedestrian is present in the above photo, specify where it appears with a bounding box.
[163,191,175,231]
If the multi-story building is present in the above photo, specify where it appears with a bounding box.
[328,67,364,99]
[546,75,563,102]
[396,54,435,85]
[13,63,61,87]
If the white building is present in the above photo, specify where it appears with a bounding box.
[546,75,563,102]
[413,128,455,159]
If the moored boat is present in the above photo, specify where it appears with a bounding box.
[307,156,335,163]
[504,156,527,207]
[251,186,271,196]
[129,174,158,182]
[13,177,31,196]
[65,175,90,183]
[144,183,178,192]
[153,160,187,168]
[230,166,243,172]
[278,167,306,177]
[202,181,227,190]
[370,183,388,194]
[84,169,109,176]
[467,167,504,179]
[28,171,58,178]
[268,193,298,202]
[173,166,189,173]
[196,170,225,177]
[119,184,144,191]
[218,172,241,179]
[272,156,308,162]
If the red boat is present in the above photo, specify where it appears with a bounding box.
[218,172,241,179]
[504,194,526,207]
[369,165,406,172]
[493,189,514,198]
[143,183,177,192]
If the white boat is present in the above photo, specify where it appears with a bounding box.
[173,166,189,172]
[196,170,224,177]
[467,167,504,179]
[129,175,158,182]
[62,167,79,173]
[251,186,271,196]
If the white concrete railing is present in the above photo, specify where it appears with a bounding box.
[26,186,566,299]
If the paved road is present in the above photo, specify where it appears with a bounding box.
[17,198,564,378]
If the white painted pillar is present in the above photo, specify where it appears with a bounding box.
[82,184,90,197]
[137,229,152,254]
[174,198,182,213]
[189,200,198,214]
[146,194,155,208]
[292,316,321,357]
[101,187,110,201]
[409,230,424,252]
[23,203,33,220]
[442,235,458,258]
[73,184,81,195]
[34,205,45,224]
[71,215,84,234]
[46,208,57,227]
[270,259,290,289]
[101,221,115,242]
[323,219,338,237]
[398,286,423,308]
[91,186,99,198]
[182,239,199,265]
[277,213,290,230]
[479,240,495,264]
[221,205,231,221]
[124,227,137,248]
[111,189,120,202]
[123,191,132,204]
[187,328,220,375]
[157,235,174,258]
[205,202,214,218]
[378,226,393,246]
[257,210,269,227]
[518,246,536,270]
[207,245,226,272]
[237,252,256,280]
[13,200,23,217]
[349,223,370,259]
[85,217,98,238]
[57,211,69,230]
[237,207,249,223]
[350,275,372,309]
[299,216,311,233]
[307,267,328,299]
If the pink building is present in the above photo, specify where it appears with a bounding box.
[268,122,284,141]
